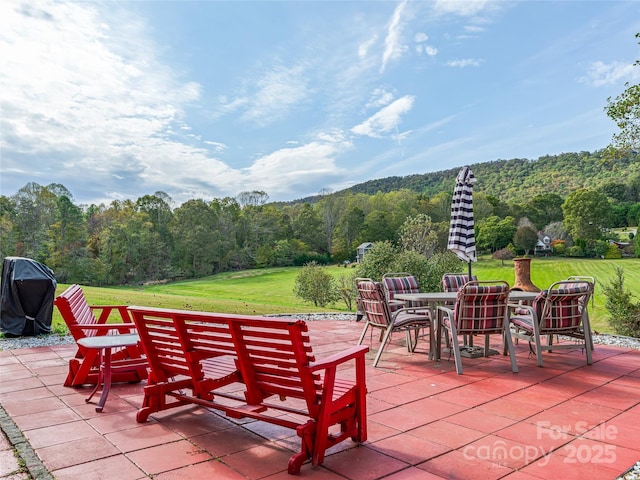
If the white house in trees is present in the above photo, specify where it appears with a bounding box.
[356,242,373,263]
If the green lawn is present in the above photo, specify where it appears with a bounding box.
[45,257,640,336]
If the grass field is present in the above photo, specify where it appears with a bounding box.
[44,257,640,335]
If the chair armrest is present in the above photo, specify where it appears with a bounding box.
[393,306,431,317]
[436,305,454,317]
[90,305,129,309]
[388,299,405,307]
[309,345,369,372]
[508,303,534,316]
[90,305,132,323]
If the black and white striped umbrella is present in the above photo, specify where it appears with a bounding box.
[447,166,477,276]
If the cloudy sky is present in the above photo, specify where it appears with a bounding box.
[2,1,639,206]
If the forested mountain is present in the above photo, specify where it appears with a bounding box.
[295,150,640,205]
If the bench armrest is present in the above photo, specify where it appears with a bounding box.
[76,323,137,334]
[309,345,369,372]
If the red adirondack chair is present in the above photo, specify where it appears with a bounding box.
[54,284,148,387]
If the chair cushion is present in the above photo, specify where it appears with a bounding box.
[357,281,391,326]
[530,290,548,319]
[393,310,431,328]
[442,274,477,293]
[510,315,534,331]
[383,275,426,310]
[525,285,590,330]
[383,276,419,299]
[454,284,508,332]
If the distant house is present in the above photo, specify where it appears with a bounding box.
[356,242,373,263]
[534,234,552,256]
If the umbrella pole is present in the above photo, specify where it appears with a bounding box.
[467,261,472,279]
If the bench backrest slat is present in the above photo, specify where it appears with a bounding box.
[178,317,237,358]
[229,319,322,409]
[132,314,193,381]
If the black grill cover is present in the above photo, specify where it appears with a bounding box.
[1,257,57,336]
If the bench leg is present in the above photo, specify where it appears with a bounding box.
[289,421,315,474]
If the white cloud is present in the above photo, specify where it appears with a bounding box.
[245,141,349,194]
[365,88,395,110]
[316,129,351,145]
[351,95,415,138]
[433,0,492,17]
[0,1,324,204]
[358,34,378,59]
[381,0,409,73]
[240,64,310,126]
[580,61,640,87]
[417,45,439,56]
[464,25,485,33]
[447,58,483,68]
[0,0,213,202]
[414,30,438,57]
[203,141,227,153]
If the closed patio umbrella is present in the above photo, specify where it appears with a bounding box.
[447,166,477,278]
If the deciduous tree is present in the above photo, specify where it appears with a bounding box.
[399,214,438,256]
[293,261,339,307]
[562,189,612,243]
[476,216,517,252]
[513,225,539,256]
[606,33,640,156]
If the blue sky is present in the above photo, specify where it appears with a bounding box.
[2,1,639,206]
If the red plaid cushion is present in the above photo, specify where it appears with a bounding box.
[514,285,590,332]
[563,281,593,309]
[357,281,391,326]
[442,274,477,292]
[453,284,508,333]
[383,275,426,310]
[383,276,420,299]
[530,290,548,319]
[543,286,589,330]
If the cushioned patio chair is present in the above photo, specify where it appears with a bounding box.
[508,280,594,367]
[55,284,148,387]
[382,272,427,312]
[565,275,596,349]
[437,280,517,375]
[356,278,432,367]
[442,273,478,346]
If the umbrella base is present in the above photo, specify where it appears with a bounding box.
[443,346,500,358]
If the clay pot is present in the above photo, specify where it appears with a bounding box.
[512,258,540,292]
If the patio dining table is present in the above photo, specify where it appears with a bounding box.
[394,290,539,359]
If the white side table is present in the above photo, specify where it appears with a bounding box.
[77,333,141,412]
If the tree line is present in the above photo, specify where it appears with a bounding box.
[1,160,639,286]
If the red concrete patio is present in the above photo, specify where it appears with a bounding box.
[1,318,639,480]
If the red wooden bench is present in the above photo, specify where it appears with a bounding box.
[54,285,148,387]
[128,306,368,474]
